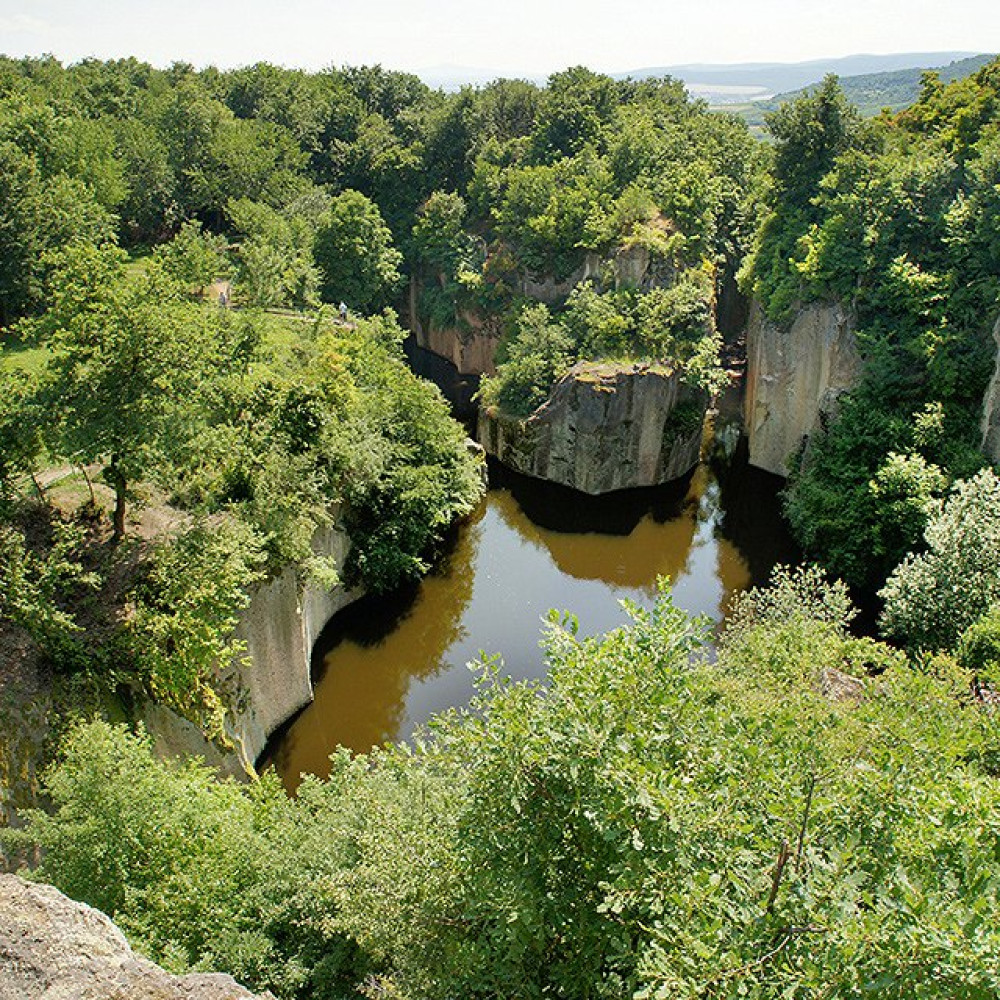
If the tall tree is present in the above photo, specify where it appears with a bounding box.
[32,243,223,539]
[313,190,403,312]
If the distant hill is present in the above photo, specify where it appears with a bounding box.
[416,52,985,98]
[612,52,980,96]
[733,53,996,130]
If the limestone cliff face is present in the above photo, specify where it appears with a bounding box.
[144,520,361,773]
[744,300,862,477]
[408,277,502,376]
[0,874,273,1000]
[227,523,359,765]
[478,363,706,494]
[517,253,602,304]
[980,314,1000,464]
[415,311,503,376]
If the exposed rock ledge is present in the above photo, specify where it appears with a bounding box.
[981,313,1000,464]
[144,520,362,775]
[478,362,706,494]
[744,300,862,477]
[408,276,503,376]
[0,873,273,999]
[413,312,502,376]
[409,241,676,378]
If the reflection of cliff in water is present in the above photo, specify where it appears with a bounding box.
[268,446,795,792]
[489,464,699,594]
[488,459,693,534]
[265,508,481,786]
[711,437,801,585]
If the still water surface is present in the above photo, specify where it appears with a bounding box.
[268,452,795,791]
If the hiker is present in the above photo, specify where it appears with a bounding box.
[338,301,348,321]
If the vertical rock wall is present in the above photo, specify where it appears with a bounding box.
[144,521,361,773]
[744,300,862,477]
[478,363,706,494]
[408,276,503,376]
[980,314,1000,464]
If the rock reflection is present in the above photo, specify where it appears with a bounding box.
[269,451,793,792]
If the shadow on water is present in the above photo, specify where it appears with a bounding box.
[264,442,799,791]
[403,336,480,417]
[488,458,694,535]
[711,437,802,582]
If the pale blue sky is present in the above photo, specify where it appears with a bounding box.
[0,0,997,76]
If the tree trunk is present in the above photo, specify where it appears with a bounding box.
[79,464,96,506]
[108,460,127,541]
[29,471,48,506]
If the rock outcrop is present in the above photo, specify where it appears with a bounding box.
[981,314,1000,464]
[516,253,601,305]
[409,238,677,377]
[744,300,862,477]
[413,312,503,376]
[478,363,706,494]
[143,520,361,773]
[408,277,503,377]
[0,874,273,1000]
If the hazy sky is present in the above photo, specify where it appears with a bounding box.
[1,0,997,76]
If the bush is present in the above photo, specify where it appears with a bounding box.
[880,468,1000,651]
[8,582,1000,999]
[957,605,1000,690]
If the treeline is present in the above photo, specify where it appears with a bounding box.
[3,52,1000,1000]
[0,241,480,743]
[0,55,764,410]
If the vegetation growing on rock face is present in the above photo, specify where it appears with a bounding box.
[6,574,1000,999]
[2,50,1000,1000]
[422,75,760,418]
[744,61,1000,592]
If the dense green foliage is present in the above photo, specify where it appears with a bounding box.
[957,605,1000,691]
[313,190,403,311]
[0,54,764,423]
[0,227,482,729]
[4,50,1000,1000]
[478,269,725,417]
[403,69,762,419]
[7,573,1000,998]
[744,61,1000,591]
[879,468,1000,651]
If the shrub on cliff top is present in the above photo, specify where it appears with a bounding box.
[880,468,1000,651]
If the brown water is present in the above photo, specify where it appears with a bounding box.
[266,451,796,791]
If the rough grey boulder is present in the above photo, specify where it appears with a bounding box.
[478,362,706,494]
[980,313,1000,464]
[0,874,273,1000]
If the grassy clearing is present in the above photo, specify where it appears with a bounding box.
[0,337,49,376]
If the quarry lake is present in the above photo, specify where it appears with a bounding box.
[266,447,797,791]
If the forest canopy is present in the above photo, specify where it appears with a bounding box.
[2,50,1000,1000]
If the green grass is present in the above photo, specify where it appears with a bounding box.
[0,337,49,376]
[257,309,315,373]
